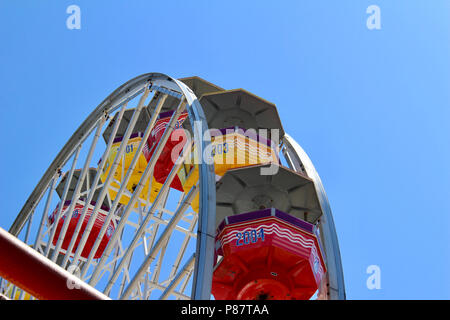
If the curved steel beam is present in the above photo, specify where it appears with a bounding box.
[175,77,216,300]
[282,133,346,300]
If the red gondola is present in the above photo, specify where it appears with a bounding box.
[212,208,326,300]
[144,110,189,191]
[48,200,115,259]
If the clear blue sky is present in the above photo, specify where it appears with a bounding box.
[0,1,449,299]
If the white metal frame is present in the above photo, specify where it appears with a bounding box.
[6,73,216,300]
[282,134,346,300]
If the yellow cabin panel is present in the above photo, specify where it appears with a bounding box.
[178,130,279,212]
[100,135,163,207]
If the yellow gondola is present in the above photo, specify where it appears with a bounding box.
[100,132,162,207]
[178,127,279,212]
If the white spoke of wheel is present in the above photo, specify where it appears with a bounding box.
[67,88,151,267]
[44,144,82,257]
[138,279,191,300]
[85,92,170,282]
[33,175,58,250]
[159,253,195,300]
[120,185,198,299]
[104,138,192,294]
[169,213,198,279]
[93,97,187,289]
[51,116,107,262]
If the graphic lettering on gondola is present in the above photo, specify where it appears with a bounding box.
[112,143,135,154]
[209,134,277,165]
[211,142,229,156]
[219,221,325,279]
[235,228,265,246]
[125,144,134,153]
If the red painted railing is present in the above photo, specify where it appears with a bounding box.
[0,227,109,300]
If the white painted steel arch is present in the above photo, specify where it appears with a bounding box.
[282,134,346,300]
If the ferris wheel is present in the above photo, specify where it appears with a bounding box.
[0,73,345,300]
